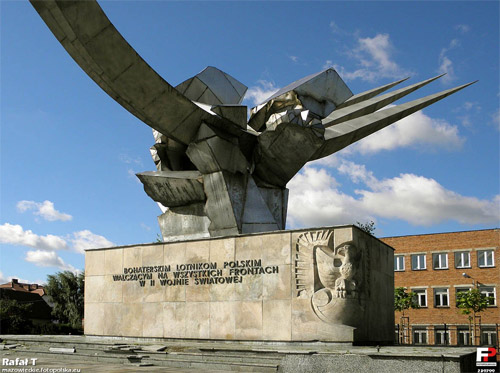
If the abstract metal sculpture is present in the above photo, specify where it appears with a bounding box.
[31,0,475,241]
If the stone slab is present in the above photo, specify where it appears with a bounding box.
[84,225,394,343]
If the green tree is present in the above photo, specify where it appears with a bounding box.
[394,287,419,344]
[356,220,376,235]
[456,288,493,345]
[0,296,34,334]
[45,271,84,330]
[394,287,420,316]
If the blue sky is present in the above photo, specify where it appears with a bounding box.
[1,1,499,284]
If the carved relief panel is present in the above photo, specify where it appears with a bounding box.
[294,230,369,327]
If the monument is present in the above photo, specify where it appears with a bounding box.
[31,0,474,344]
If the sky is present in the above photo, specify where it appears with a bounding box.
[1,1,499,285]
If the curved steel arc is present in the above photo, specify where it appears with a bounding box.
[29,0,229,145]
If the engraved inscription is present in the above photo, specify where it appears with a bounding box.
[112,258,278,287]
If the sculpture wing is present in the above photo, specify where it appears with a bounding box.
[29,0,238,145]
[312,81,476,160]
[294,233,316,298]
[295,230,334,297]
[251,75,475,187]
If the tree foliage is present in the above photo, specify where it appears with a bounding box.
[45,271,84,330]
[356,220,376,235]
[0,296,33,334]
[394,287,420,315]
[456,288,492,316]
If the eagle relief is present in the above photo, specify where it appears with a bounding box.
[295,230,368,327]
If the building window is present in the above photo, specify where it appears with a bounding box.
[479,286,496,306]
[394,256,405,271]
[434,329,449,345]
[434,288,449,307]
[411,254,426,270]
[457,328,471,345]
[432,253,448,270]
[477,250,494,267]
[413,328,427,345]
[454,251,470,268]
[482,328,498,346]
[413,289,427,307]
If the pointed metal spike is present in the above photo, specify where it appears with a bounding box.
[312,81,476,160]
[322,74,447,128]
[335,76,410,110]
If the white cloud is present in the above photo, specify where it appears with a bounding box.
[463,101,481,112]
[491,109,500,131]
[287,166,365,228]
[452,102,481,129]
[329,21,342,34]
[356,173,500,226]
[17,200,72,222]
[438,39,460,84]
[323,60,334,70]
[337,161,376,185]
[345,109,465,154]
[455,24,470,34]
[127,168,141,183]
[438,55,454,83]
[0,271,31,285]
[119,154,142,166]
[0,223,69,251]
[25,250,77,272]
[244,80,280,106]
[0,223,114,254]
[332,33,410,82]
[69,230,114,254]
[289,55,298,63]
[140,223,151,231]
[287,161,500,228]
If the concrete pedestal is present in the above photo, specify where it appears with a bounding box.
[84,225,394,344]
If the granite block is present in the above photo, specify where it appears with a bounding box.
[234,301,263,339]
[185,302,210,339]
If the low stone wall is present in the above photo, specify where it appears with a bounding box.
[84,225,394,343]
[278,352,476,373]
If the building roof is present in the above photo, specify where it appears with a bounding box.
[381,227,499,239]
[0,288,53,320]
[0,278,46,296]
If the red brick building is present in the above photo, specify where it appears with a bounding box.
[0,279,53,326]
[381,229,499,346]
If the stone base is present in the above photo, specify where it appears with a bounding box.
[84,225,394,343]
[0,335,477,373]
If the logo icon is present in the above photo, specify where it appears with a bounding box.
[476,347,498,372]
[477,347,497,362]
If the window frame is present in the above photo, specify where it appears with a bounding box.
[434,329,449,345]
[454,251,471,269]
[412,289,427,308]
[479,286,496,306]
[411,254,426,271]
[413,328,427,345]
[434,288,449,307]
[477,249,495,268]
[394,255,405,271]
[482,329,498,346]
[432,252,448,270]
[457,328,471,346]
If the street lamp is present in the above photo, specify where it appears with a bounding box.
[462,272,476,288]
